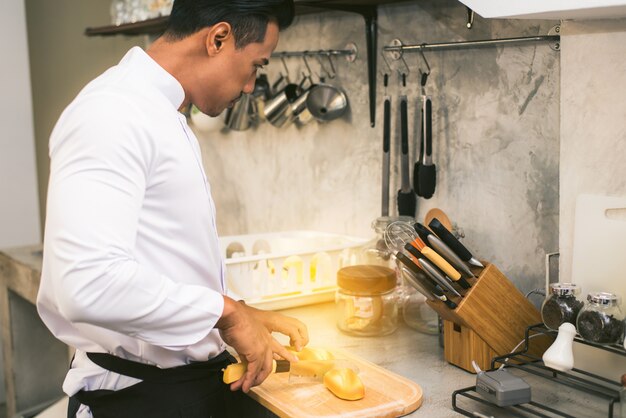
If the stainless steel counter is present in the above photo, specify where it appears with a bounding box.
[276,302,476,417]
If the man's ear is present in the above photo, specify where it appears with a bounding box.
[206,22,233,56]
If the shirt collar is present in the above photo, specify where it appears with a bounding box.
[119,46,186,110]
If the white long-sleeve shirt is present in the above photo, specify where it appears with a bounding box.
[36,47,227,416]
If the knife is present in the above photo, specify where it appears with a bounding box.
[417,257,463,297]
[402,243,461,296]
[414,223,475,280]
[396,252,457,309]
[403,234,465,285]
[428,218,485,268]
[223,359,359,384]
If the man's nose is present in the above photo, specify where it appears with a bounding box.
[242,76,256,95]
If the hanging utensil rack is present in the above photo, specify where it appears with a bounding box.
[452,323,624,418]
[271,44,358,61]
[383,25,561,60]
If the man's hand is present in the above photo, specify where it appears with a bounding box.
[216,296,309,392]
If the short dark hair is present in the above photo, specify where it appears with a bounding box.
[164,0,295,48]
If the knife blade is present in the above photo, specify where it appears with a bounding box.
[417,258,463,297]
[223,359,360,384]
[428,218,485,268]
[414,223,475,281]
[396,252,457,309]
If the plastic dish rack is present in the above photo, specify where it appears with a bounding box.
[220,230,368,311]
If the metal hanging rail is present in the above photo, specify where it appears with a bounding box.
[271,43,357,61]
[384,26,560,59]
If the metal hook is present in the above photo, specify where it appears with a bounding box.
[279,55,291,82]
[398,54,409,87]
[417,46,431,87]
[315,52,331,82]
[301,53,318,80]
[466,7,475,29]
[324,52,337,79]
[381,50,392,73]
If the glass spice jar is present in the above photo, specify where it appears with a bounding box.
[576,292,625,345]
[541,283,584,330]
[335,265,398,337]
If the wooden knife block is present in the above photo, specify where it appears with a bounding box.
[426,263,553,373]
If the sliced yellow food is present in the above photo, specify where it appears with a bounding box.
[323,368,365,401]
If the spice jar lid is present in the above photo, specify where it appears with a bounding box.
[549,283,581,296]
[587,292,621,306]
[337,265,396,294]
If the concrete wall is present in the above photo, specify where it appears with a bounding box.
[559,18,626,282]
[0,0,41,250]
[195,0,561,295]
[25,0,139,230]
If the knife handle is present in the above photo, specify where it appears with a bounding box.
[426,234,475,279]
[429,218,473,261]
[418,258,462,297]
[421,247,461,281]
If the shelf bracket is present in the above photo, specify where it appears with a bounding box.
[299,3,378,128]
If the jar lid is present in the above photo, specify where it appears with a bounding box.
[549,283,581,296]
[587,292,621,306]
[337,265,396,293]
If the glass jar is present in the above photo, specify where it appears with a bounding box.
[576,292,625,345]
[541,283,583,330]
[335,265,398,337]
[401,286,439,335]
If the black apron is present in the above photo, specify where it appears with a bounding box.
[67,351,246,418]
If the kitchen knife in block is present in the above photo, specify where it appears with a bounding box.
[397,95,416,217]
[428,218,484,268]
[396,252,457,309]
[223,359,359,384]
[414,223,475,281]
[425,263,553,373]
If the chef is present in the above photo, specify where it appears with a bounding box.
[36,1,309,417]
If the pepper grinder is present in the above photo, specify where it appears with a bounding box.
[542,322,576,372]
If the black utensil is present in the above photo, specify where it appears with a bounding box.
[428,218,484,268]
[416,96,436,198]
[397,95,416,216]
[382,75,391,216]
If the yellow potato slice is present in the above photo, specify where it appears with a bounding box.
[323,368,365,401]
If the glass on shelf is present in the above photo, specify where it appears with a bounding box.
[576,292,624,345]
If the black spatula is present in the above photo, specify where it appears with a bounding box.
[415,96,436,199]
[397,95,416,217]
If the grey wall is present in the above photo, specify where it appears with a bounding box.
[195,0,561,295]
[25,0,139,230]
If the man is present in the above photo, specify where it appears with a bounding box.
[36,1,308,417]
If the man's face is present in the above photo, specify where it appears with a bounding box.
[196,21,279,117]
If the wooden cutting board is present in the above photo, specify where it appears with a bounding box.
[247,348,423,418]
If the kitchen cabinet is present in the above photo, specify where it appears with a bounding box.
[458,0,626,20]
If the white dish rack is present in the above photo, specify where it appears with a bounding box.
[220,230,369,311]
